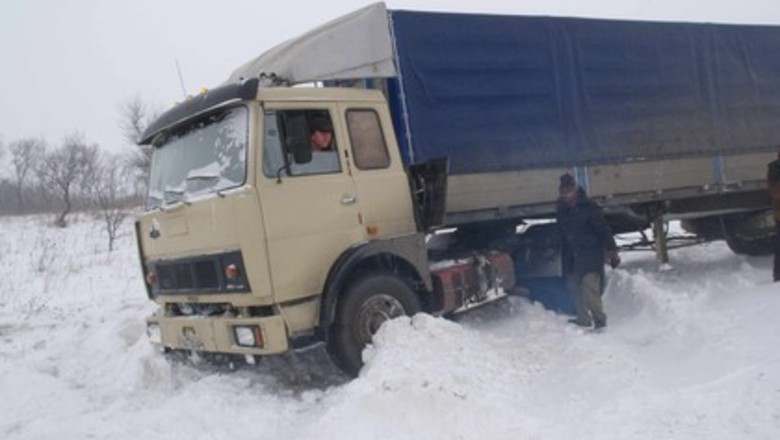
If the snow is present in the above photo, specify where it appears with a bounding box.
[1,215,778,439]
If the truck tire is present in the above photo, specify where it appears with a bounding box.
[723,227,775,256]
[328,273,421,377]
[722,215,775,256]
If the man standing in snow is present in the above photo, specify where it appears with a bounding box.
[768,151,780,282]
[556,174,620,329]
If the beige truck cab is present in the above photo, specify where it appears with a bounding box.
[136,79,505,375]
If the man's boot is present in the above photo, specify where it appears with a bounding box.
[567,318,592,327]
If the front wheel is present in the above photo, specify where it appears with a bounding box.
[328,273,421,377]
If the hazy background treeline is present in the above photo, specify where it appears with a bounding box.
[0,97,157,250]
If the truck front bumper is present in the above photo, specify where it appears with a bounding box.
[146,314,289,355]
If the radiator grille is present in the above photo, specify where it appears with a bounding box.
[148,251,248,295]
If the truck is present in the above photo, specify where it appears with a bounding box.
[136,3,780,376]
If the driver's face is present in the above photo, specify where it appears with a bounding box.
[311,130,333,151]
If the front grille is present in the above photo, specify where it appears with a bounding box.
[194,260,219,288]
[149,251,249,295]
[157,263,201,290]
[174,263,195,289]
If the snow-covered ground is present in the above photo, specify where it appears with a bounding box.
[0,215,778,439]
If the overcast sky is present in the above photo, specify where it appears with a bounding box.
[2,0,779,153]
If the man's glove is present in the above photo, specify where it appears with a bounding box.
[607,250,621,269]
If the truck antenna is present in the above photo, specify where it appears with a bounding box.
[175,59,188,97]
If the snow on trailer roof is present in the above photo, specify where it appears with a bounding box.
[225,3,397,86]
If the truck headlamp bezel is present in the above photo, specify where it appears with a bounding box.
[233,325,264,348]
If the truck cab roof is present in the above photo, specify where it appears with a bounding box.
[139,78,384,145]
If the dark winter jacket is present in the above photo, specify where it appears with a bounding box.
[768,158,780,222]
[556,188,618,276]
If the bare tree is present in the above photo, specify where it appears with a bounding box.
[9,137,45,212]
[0,139,7,213]
[37,134,99,227]
[88,154,133,251]
[120,96,158,186]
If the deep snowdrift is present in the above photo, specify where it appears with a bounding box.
[0,215,777,439]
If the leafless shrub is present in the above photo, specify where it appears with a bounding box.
[120,96,159,194]
[36,134,99,227]
[9,137,45,212]
[32,234,57,274]
[87,154,134,252]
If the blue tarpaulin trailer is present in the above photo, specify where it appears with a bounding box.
[387,10,780,173]
[228,3,780,175]
[227,2,778,224]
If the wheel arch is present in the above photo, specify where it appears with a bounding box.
[318,233,431,337]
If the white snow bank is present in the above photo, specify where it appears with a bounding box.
[1,216,778,439]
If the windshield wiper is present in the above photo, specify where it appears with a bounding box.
[186,174,220,182]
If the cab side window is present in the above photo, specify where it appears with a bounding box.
[346,109,390,170]
[262,110,341,178]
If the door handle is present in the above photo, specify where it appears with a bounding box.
[341,194,357,205]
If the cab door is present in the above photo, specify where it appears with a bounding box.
[339,103,417,238]
[256,105,365,303]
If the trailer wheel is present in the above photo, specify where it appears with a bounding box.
[722,215,775,256]
[328,273,420,377]
[723,228,774,256]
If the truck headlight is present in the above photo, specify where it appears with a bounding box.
[147,323,162,345]
[233,325,263,348]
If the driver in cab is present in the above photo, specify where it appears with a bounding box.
[290,116,340,175]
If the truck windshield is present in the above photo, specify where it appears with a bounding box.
[147,106,248,210]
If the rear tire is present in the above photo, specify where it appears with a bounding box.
[724,230,774,255]
[328,273,420,377]
[722,215,775,256]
